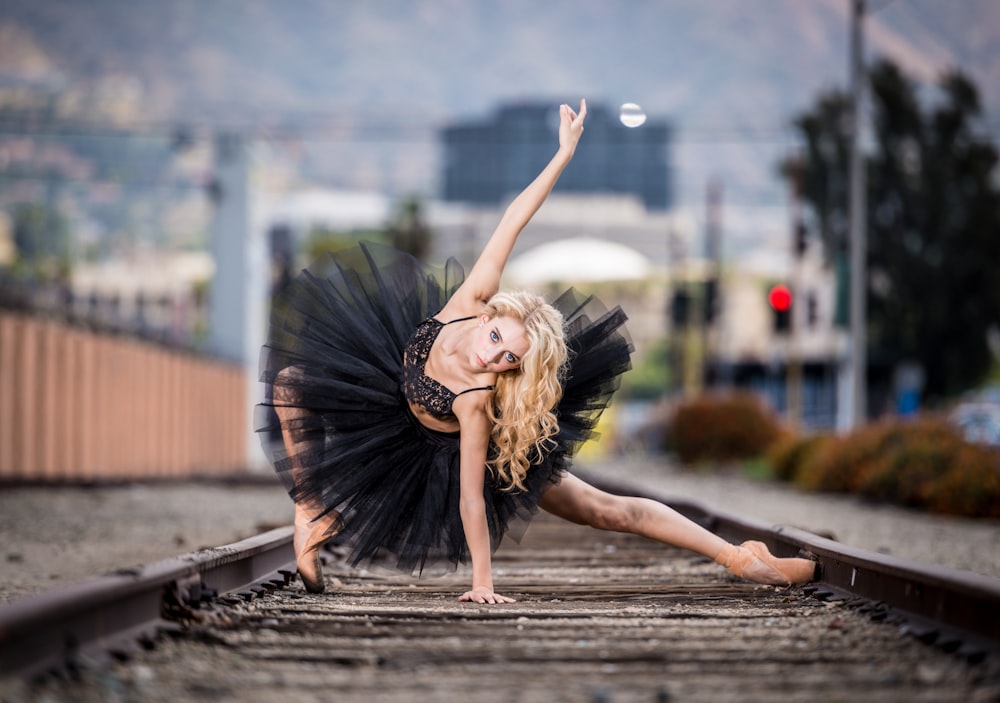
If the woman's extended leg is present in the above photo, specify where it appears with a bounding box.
[273,367,341,594]
[538,473,814,585]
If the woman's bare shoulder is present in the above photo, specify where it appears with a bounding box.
[452,390,492,431]
[438,289,486,322]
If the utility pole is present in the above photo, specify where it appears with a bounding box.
[208,132,268,470]
[208,133,250,364]
[847,0,867,428]
[703,178,723,388]
[788,160,805,427]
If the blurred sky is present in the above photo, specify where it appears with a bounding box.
[0,0,997,271]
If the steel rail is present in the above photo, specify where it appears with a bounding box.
[0,526,294,678]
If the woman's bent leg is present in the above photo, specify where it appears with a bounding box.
[274,367,341,593]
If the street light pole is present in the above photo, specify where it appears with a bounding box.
[848,0,867,428]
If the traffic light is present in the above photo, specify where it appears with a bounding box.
[703,279,718,323]
[768,284,792,333]
[794,220,808,258]
[670,288,690,327]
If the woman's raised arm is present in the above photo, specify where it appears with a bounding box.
[442,100,587,317]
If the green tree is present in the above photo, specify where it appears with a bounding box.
[11,202,71,274]
[782,59,1000,402]
[388,196,432,261]
[302,227,368,264]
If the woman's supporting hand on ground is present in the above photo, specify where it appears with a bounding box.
[459,585,517,604]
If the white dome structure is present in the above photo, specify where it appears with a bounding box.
[505,237,653,285]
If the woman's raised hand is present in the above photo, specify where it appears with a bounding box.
[559,99,587,156]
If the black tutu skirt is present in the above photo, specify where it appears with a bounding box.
[255,242,632,574]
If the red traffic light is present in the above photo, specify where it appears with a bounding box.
[768,284,792,312]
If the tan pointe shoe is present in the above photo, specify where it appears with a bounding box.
[741,540,816,585]
[293,505,338,594]
[714,543,791,585]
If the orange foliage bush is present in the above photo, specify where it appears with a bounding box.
[767,433,835,484]
[854,426,964,505]
[925,443,1000,518]
[777,415,1000,519]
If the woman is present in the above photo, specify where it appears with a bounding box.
[258,100,815,604]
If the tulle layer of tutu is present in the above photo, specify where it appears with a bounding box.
[255,242,632,573]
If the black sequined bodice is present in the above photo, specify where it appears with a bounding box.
[402,316,493,419]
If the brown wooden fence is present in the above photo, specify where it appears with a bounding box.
[0,311,247,482]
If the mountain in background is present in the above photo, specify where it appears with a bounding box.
[3,0,998,120]
[1,0,998,262]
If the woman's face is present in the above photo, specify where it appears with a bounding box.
[472,315,529,373]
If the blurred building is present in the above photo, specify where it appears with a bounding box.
[68,250,214,346]
[441,101,672,211]
[704,256,842,428]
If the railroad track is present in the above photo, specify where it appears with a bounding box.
[2,473,999,701]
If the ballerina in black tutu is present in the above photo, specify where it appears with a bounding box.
[257,99,815,603]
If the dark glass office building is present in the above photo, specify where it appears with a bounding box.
[441,101,672,210]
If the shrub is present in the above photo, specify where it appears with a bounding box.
[659,394,1000,519]
[851,418,966,506]
[766,433,802,482]
[855,431,960,506]
[923,443,1000,518]
[752,413,1000,519]
[667,392,781,465]
[795,423,886,493]
[768,433,836,485]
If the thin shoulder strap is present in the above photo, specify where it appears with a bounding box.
[443,315,476,325]
[455,385,494,397]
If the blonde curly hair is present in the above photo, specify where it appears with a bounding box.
[482,290,568,492]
